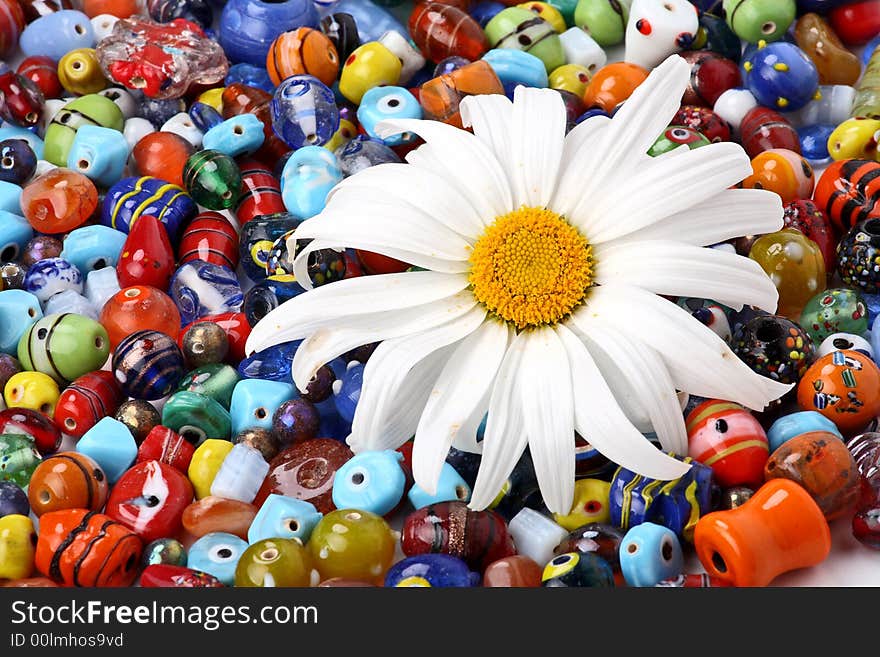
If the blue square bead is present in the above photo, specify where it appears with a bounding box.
[76,416,137,483]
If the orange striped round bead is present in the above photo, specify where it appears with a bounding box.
[266,27,339,87]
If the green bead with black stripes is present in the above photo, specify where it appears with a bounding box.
[17,313,110,384]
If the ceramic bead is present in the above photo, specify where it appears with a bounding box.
[229,378,294,437]
[0,514,35,579]
[75,416,137,483]
[618,522,684,587]
[248,493,322,544]
[187,532,247,585]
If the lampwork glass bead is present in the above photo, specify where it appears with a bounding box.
[0,290,41,354]
[0,139,36,185]
[181,322,228,368]
[749,228,826,319]
[618,522,684,587]
[105,459,193,540]
[248,493,322,545]
[280,145,343,219]
[309,508,395,583]
[357,85,422,146]
[0,514,36,580]
[16,313,109,384]
[338,42,402,105]
[21,235,62,268]
[0,481,30,517]
[483,554,543,587]
[731,314,815,384]
[43,93,123,167]
[800,288,868,345]
[817,332,873,360]
[162,391,231,445]
[112,329,186,401]
[4,371,60,415]
[136,426,194,473]
[552,478,611,531]
[209,443,268,503]
[21,168,97,234]
[229,378,294,437]
[100,285,180,351]
[554,522,625,569]
[385,553,478,587]
[837,219,880,294]
[743,41,819,112]
[0,433,41,487]
[766,410,843,452]
[201,114,265,158]
[187,439,233,500]
[187,532,247,586]
[130,131,193,188]
[542,551,615,587]
[266,27,338,88]
[27,451,107,515]
[233,427,279,462]
[182,495,256,539]
[176,364,239,409]
[169,260,243,325]
[113,399,161,445]
[139,564,222,587]
[234,537,313,587]
[141,538,187,568]
[67,124,129,188]
[60,225,127,276]
[179,211,240,271]
[410,3,488,64]
[271,398,319,446]
[101,176,196,239]
[407,461,471,508]
[332,449,405,516]
[182,149,242,210]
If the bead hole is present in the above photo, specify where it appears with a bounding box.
[39,403,51,414]
[626,543,638,554]
[74,23,86,34]
[0,245,15,260]
[25,112,37,124]
[864,219,880,237]
[661,540,673,561]
[27,307,36,317]
[711,551,727,573]
[286,519,299,532]
[833,338,853,349]
[233,125,244,135]
[64,417,77,430]
[217,548,232,559]
[124,288,141,298]
[255,408,267,419]
[350,472,364,485]
[77,159,89,170]
[130,76,147,89]
[39,490,50,504]
[756,320,784,343]
[72,60,82,70]
[761,21,776,34]
[455,485,468,500]
[344,511,361,521]
[260,548,278,561]
[221,190,232,200]
[1,157,12,168]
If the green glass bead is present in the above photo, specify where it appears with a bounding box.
[485,7,566,72]
[234,537,313,587]
[182,150,242,210]
[17,313,110,384]
[647,126,711,157]
[573,0,629,47]
[722,0,796,44]
[308,509,396,582]
[0,433,41,487]
[549,0,578,26]
[43,94,125,166]
[176,364,240,409]
[799,288,869,344]
[161,390,231,444]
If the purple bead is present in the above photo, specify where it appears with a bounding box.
[272,398,320,446]
[0,481,29,517]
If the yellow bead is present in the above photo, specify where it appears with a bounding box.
[3,371,60,415]
[338,42,401,105]
[517,1,566,32]
[827,118,880,161]
[549,63,592,96]
[58,48,108,95]
[197,88,225,113]
[308,509,396,583]
[553,478,611,530]
[324,118,358,152]
[0,514,36,580]
[187,438,234,499]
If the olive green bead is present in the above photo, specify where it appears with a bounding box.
[183,150,242,210]
[234,538,313,587]
[799,288,869,344]
[485,7,566,72]
[17,313,110,384]
[176,363,239,409]
[43,94,125,166]
[0,433,41,487]
[573,0,629,47]
[722,0,796,44]
[162,390,231,444]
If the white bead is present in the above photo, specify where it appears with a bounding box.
[788,85,856,128]
[713,87,757,136]
[91,13,118,41]
[123,117,155,149]
[507,507,568,567]
[161,112,203,148]
[624,0,699,69]
[44,290,98,320]
[99,87,138,119]
[210,444,270,504]
[379,30,426,86]
[559,27,606,74]
[84,266,120,311]
[32,159,58,179]
[40,98,66,137]
[818,333,874,360]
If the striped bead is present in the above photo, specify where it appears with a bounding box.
[16,313,110,384]
[178,210,240,270]
[235,160,285,225]
[54,370,123,437]
[111,329,185,401]
[266,27,339,87]
[100,175,197,239]
[814,159,880,232]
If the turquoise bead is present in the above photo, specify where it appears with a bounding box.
[67,125,131,188]
[482,48,550,90]
[229,378,295,436]
[0,290,41,354]
[0,126,44,160]
[201,114,265,158]
[0,181,21,214]
[75,416,137,483]
[766,411,843,452]
[187,532,248,585]
[60,225,127,274]
[248,494,322,545]
[332,450,406,516]
[0,212,33,264]
[408,461,471,508]
[280,146,342,219]
[618,523,684,587]
[20,11,95,61]
[162,390,231,444]
[356,86,422,146]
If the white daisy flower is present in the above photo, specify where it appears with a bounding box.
[246,55,792,515]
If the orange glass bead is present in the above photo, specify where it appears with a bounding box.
[130,131,194,188]
[764,430,860,520]
[81,0,139,17]
[796,349,880,436]
[20,168,98,235]
[409,2,489,64]
[582,61,650,113]
[99,285,182,351]
[419,59,504,128]
[266,27,339,88]
[483,555,543,587]
[27,452,109,517]
[181,496,257,540]
[693,478,831,587]
[739,149,815,204]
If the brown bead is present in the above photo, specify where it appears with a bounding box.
[114,399,161,445]
[794,12,862,86]
[234,427,280,462]
[483,555,543,587]
[181,321,229,368]
[721,486,754,510]
[21,235,62,267]
[181,495,258,539]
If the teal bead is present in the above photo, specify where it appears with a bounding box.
[618,522,684,587]
[183,149,243,210]
[201,115,265,158]
[766,411,843,452]
[549,0,577,25]
[0,290,42,355]
[0,127,44,159]
[0,181,21,214]
[333,450,406,516]
[408,461,471,508]
[162,390,231,444]
[0,211,33,264]
[248,494,322,544]
[67,125,131,188]
[176,364,240,409]
[229,378,295,436]
[60,225,127,274]
[75,416,137,483]
[0,433,41,487]
[187,532,248,585]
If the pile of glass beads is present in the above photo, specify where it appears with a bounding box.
[0,0,879,589]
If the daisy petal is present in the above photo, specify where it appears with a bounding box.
[290,290,479,389]
[593,240,779,312]
[412,319,511,494]
[552,115,610,217]
[469,333,529,511]
[375,117,513,217]
[519,327,575,515]
[580,284,793,410]
[460,92,513,177]
[555,323,692,480]
[618,188,784,246]
[508,86,566,208]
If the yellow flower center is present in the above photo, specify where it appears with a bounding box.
[469,206,594,329]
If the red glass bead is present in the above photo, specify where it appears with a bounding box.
[680,51,742,108]
[81,0,139,19]
[140,564,223,587]
[137,425,195,473]
[342,249,365,279]
[53,370,123,438]
[0,62,42,128]
[739,106,801,159]
[100,285,182,351]
[813,159,880,233]
[783,199,837,273]
[19,0,73,23]
[356,249,410,274]
[178,312,251,365]
[671,105,731,143]
[828,0,880,46]
[16,55,60,99]
[409,2,489,64]
[0,407,62,454]
[235,160,285,226]
[20,168,98,234]
[178,211,239,270]
[116,214,176,290]
[483,555,543,587]
[0,0,24,59]
[130,131,194,188]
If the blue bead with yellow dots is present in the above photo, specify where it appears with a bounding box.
[742,41,820,112]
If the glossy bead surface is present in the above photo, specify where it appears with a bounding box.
[53,370,122,438]
[739,106,800,158]
[0,481,30,517]
[552,478,611,530]
[0,408,60,456]
[783,199,837,273]
[270,75,338,149]
[3,371,59,415]
[169,260,243,325]
[582,60,648,113]
[202,114,265,158]
[749,228,826,319]
[743,41,819,112]
[0,514,35,580]
[182,149,241,210]
[541,551,615,587]
[137,426,194,473]
[0,139,36,185]
[21,168,97,234]
[129,131,192,188]
[309,508,395,582]
[266,27,339,87]
[767,411,842,453]
[178,211,239,272]
[740,149,814,204]
[248,493,322,545]
[618,522,683,587]
[0,290,41,355]
[332,449,405,516]
[271,398,319,446]
[483,554,542,587]
[187,532,246,585]
[357,85,422,146]
[794,12,861,86]
[234,162,285,227]
[410,2,488,64]
[27,451,107,516]
[141,537,186,568]
[338,42,402,105]
[234,537,312,587]
[385,553,478,587]
[187,438,233,500]
[60,225,126,276]
[75,416,137,483]
[181,495,256,539]
[800,288,868,344]
[112,329,185,401]
[280,145,342,219]
[101,175,196,239]
[162,391,230,445]
[140,564,221,587]
[837,219,880,293]
[17,313,109,384]
[43,93,123,167]
[99,285,180,351]
[0,433,41,487]
[731,314,815,384]
[113,399,160,445]
[671,104,731,143]
[210,443,268,503]
[573,0,628,47]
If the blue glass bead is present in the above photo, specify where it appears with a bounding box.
[238,213,301,282]
[742,41,819,113]
[169,260,243,325]
[0,127,43,160]
[44,291,97,320]
[20,11,95,61]
[470,0,506,28]
[210,443,269,503]
[315,395,352,441]
[333,360,362,423]
[0,139,37,185]
[67,125,130,188]
[270,75,339,149]
[0,181,21,214]
[225,63,275,93]
[0,481,29,517]
[218,0,320,66]
[112,329,186,401]
[202,114,266,158]
[864,34,880,67]
[433,56,470,77]
[75,416,137,483]
[229,378,295,435]
[248,494,322,544]
[23,257,83,303]
[335,136,400,176]
[101,176,197,239]
[0,290,41,354]
[408,461,471,508]
[280,145,343,219]
[384,554,480,587]
[618,523,684,587]
[137,96,187,128]
[333,450,406,516]
[766,410,843,452]
[542,552,615,587]
[357,86,422,146]
[187,532,248,586]
[331,0,407,43]
[0,212,32,264]
[188,102,224,134]
[798,124,835,167]
[60,225,127,275]
[238,340,301,381]
[482,48,549,96]
[865,292,880,327]
[243,277,306,327]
